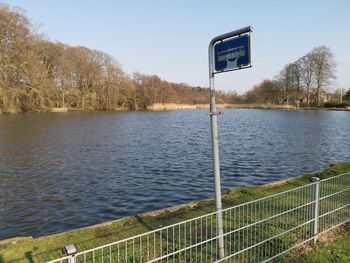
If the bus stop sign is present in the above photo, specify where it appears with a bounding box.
[208,26,252,260]
[214,34,251,73]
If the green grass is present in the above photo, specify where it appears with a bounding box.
[303,234,350,263]
[278,223,350,263]
[1,162,350,262]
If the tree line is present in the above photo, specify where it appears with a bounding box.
[244,46,339,107]
[1,5,346,113]
[344,89,350,101]
[0,5,234,113]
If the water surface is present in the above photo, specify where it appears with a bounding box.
[0,109,349,239]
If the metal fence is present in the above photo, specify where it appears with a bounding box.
[47,172,350,263]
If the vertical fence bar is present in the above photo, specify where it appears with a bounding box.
[70,255,76,263]
[310,177,320,243]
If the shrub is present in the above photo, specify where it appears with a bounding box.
[323,100,350,108]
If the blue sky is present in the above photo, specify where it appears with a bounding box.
[4,0,350,93]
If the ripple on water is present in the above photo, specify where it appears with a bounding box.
[0,110,349,239]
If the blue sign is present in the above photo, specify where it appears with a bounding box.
[214,34,250,72]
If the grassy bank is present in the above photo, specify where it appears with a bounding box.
[278,222,350,262]
[1,162,350,262]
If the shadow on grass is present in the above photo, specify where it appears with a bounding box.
[134,215,155,233]
[24,252,34,263]
[7,222,144,262]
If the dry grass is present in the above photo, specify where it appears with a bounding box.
[147,103,297,111]
[277,223,350,262]
[49,107,68,112]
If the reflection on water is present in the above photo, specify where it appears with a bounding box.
[0,110,349,239]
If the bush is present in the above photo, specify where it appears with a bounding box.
[323,100,350,108]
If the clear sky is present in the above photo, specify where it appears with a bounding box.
[4,0,350,93]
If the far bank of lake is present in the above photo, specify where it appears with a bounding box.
[1,102,350,114]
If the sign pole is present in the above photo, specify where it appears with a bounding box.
[208,26,252,260]
[208,68,225,259]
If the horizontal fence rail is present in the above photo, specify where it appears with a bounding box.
[46,172,350,263]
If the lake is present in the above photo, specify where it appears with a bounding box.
[0,109,349,240]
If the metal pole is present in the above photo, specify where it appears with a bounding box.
[310,177,320,244]
[208,25,252,260]
[208,71,225,259]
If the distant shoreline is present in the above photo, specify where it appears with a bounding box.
[1,103,349,114]
[147,103,297,111]
[144,103,350,112]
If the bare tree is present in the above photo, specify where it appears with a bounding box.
[0,4,33,112]
[343,87,350,101]
[291,62,303,101]
[276,64,295,104]
[309,46,336,107]
[243,79,280,104]
[297,54,315,107]
[0,5,252,113]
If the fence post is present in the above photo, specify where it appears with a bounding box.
[310,177,320,243]
[63,244,77,263]
[67,256,76,263]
